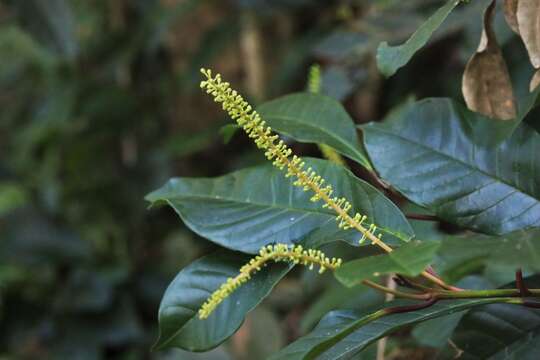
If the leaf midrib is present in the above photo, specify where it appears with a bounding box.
[154,193,337,217]
[158,193,409,240]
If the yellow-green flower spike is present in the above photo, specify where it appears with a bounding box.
[307,64,321,94]
[200,68,393,254]
[198,243,342,319]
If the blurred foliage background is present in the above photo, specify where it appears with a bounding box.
[0,0,536,359]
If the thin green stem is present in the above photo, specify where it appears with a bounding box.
[435,288,540,299]
[362,280,431,300]
[365,277,540,303]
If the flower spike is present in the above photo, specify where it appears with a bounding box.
[307,64,321,94]
[198,243,342,319]
[199,68,393,253]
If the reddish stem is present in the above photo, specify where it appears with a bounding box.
[516,269,532,297]
[384,297,438,314]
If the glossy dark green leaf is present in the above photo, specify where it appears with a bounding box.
[335,240,439,287]
[489,330,540,360]
[376,0,459,77]
[439,276,540,359]
[173,348,232,360]
[269,298,508,360]
[413,313,464,349]
[449,301,540,359]
[146,158,413,254]
[363,98,540,235]
[154,250,291,351]
[258,93,372,170]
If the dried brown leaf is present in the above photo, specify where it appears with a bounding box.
[504,0,520,34]
[462,0,517,120]
[517,0,540,68]
[531,69,540,92]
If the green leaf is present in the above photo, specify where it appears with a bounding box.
[300,283,379,333]
[335,240,439,287]
[489,330,540,360]
[269,298,509,360]
[376,0,460,77]
[448,276,540,359]
[363,98,540,235]
[437,229,540,278]
[146,158,413,254]
[173,348,232,360]
[412,312,464,349]
[258,93,372,170]
[154,250,291,351]
[449,305,540,359]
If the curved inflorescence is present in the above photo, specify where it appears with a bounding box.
[199,68,391,251]
[198,244,342,319]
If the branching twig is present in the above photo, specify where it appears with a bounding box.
[385,297,438,314]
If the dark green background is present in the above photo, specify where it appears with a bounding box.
[1,0,537,359]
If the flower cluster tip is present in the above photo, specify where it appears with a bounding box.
[198,243,342,319]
